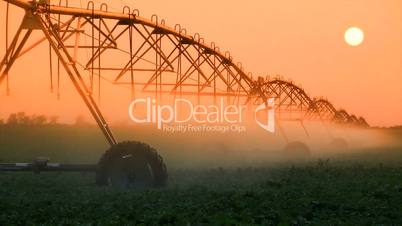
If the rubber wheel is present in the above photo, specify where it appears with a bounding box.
[283,141,311,159]
[329,138,349,150]
[96,141,168,188]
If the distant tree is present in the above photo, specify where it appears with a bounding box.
[16,112,31,125]
[7,113,18,125]
[0,119,4,125]
[32,115,47,126]
[30,114,37,125]
[49,115,59,125]
[75,115,89,126]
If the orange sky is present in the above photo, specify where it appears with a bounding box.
[0,0,401,127]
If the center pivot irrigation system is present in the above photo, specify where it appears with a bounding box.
[0,0,369,188]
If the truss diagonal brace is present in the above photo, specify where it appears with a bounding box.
[37,14,117,146]
[0,22,31,86]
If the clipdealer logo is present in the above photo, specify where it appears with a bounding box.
[254,98,275,133]
[128,97,275,133]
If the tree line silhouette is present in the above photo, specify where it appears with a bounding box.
[0,112,93,126]
[0,112,102,126]
[0,112,60,126]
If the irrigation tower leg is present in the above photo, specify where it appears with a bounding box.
[35,14,117,146]
[300,120,310,139]
[0,22,31,86]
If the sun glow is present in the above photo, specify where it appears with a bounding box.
[344,27,365,46]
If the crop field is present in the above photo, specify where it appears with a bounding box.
[0,125,402,225]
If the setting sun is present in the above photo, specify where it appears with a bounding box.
[344,27,365,46]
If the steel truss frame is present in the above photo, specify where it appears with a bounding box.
[0,0,368,149]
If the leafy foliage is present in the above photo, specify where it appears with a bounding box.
[0,162,401,225]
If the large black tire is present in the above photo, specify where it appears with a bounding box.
[329,138,349,150]
[96,141,168,188]
[283,141,311,159]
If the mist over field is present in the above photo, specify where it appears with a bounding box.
[0,122,400,167]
